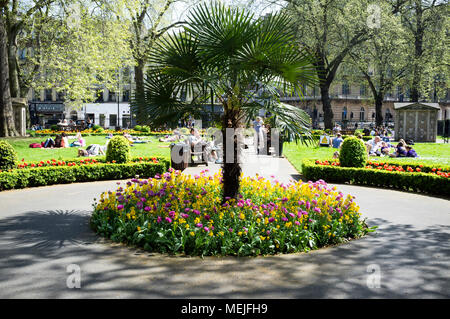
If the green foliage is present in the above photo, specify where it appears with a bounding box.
[50,124,59,131]
[134,125,142,131]
[0,161,168,192]
[302,160,450,197]
[134,2,317,129]
[106,136,131,164]
[339,137,368,168]
[140,125,151,133]
[0,140,18,170]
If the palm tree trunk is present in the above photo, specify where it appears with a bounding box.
[221,108,242,202]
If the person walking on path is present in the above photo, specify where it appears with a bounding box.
[253,116,264,155]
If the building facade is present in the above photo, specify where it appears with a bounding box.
[28,84,133,129]
[282,83,450,128]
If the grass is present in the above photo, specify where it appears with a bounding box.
[2,135,171,162]
[284,140,450,173]
[2,135,450,171]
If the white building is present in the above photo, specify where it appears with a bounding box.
[66,102,131,129]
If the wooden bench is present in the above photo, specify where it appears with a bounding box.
[170,143,207,171]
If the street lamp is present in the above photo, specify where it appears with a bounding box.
[117,68,120,129]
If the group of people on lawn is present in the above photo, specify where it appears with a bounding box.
[40,132,86,149]
[330,133,418,158]
[36,131,149,157]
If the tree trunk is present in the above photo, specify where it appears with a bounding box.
[320,84,333,130]
[7,35,20,98]
[134,59,145,125]
[375,94,384,127]
[221,107,242,202]
[0,14,18,137]
[410,4,424,102]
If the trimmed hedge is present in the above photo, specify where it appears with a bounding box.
[339,137,368,168]
[302,159,450,197]
[106,136,131,164]
[0,140,17,170]
[0,161,170,192]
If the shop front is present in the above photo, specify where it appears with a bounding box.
[29,102,65,128]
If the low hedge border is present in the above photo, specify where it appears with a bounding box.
[0,160,170,192]
[30,132,169,137]
[302,159,450,197]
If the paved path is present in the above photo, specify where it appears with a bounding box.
[0,156,449,298]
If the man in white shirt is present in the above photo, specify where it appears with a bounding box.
[366,136,382,156]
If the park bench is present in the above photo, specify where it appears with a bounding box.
[170,143,207,171]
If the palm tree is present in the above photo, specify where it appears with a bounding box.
[132,2,317,201]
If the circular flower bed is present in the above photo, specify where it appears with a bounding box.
[90,169,373,256]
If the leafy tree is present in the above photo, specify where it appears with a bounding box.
[346,1,408,126]
[283,0,372,129]
[400,0,448,102]
[133,2,317,201]
[31,1,133,109]
[97,0,184,125]
[0,0,133,135]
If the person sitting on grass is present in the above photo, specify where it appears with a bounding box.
[366,136,382,156]
[78,144,106,157]
[380,141,391,156]
[389,141,407,158]
[54,134,63,148]
[61,133,69,148]
[332,133,343,149]
[43,136,56,148]
[405,145,418,158]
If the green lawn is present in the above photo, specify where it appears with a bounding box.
[284,141,450,173]
[2,135,171,162]
[3,135,450,171]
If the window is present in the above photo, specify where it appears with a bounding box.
[56,91,65,101]
[123,90,130,102]
[342,106,347,120]
[109,91,116,102]
[342,83,350,95]
[109,114,117,127]
[360,85,366,97]
[95,89,104,102]
[359,107,365,121]
[45,89,52,101]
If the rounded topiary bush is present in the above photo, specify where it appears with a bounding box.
[339,137,368,168]
[106,136,131,164]
[91,170,372,256]
[0,140,18,170]
[140,125,150,133]
[50,124,59,131]
[134,125,142,132]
